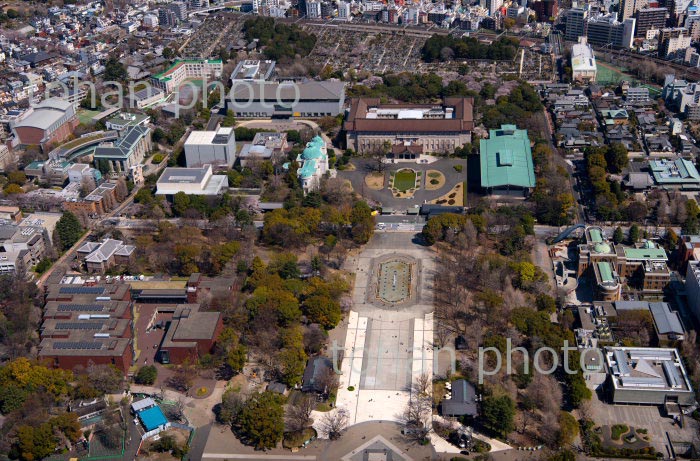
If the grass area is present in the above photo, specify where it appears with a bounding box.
[425,169,445,191]
[77,109,102,126]
[611,424,629,440]
[393,169,417,192]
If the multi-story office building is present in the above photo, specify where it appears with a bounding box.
[530,0,558,22]
[659,27,691,59]
[635,8,668,38]
[565,8,588,41]
[586,15,636,48]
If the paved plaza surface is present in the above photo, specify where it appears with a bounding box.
[586,383,700,457]
[338,158,468,209]
[331,233,437,426]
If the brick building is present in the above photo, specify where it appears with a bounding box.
[11,98,78,150]
[39,284,134,373]
[156,303,224,364]
[344,98,474,155]
[63,182,120,216]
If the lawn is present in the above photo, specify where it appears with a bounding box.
[393,169,417,192]
[77,109,102,125]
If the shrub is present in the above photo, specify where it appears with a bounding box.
[347,386,355,391]
[135,365,157,385]
[430,179,439,185]
[453,164,463,173]
[151,153,164,164]
[611,424,629,440]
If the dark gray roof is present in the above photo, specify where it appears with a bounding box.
[302,356,333,393]
[441,379,478,417]
[649,302,684,335]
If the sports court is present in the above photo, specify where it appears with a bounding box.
[377,260,412,304]
[360,318,414,390]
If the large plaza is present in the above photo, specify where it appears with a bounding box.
[330,233,436,426]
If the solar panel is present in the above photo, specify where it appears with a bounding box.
[53,341,104,350]
[59,286,105,295]
[55,322,104,330]
[57,304,104,312]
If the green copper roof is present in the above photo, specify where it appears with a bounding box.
[589,228,603,243]
[594,242,612,254]
[479,124,535,189]
[597,262,614,283]
[623,247,668,261]
[299,158,317,179]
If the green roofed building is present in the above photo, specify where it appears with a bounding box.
[649,158,700,190]
[295,136,329,194]
[479,124,535,197]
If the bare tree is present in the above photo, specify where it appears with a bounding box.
[286,394,316,433]
[413,372,432,399]
[316,366,339,399]
[401,395,432,443]
[319,407,349,440]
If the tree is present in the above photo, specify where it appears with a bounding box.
[319,407,348,440]
[217,388,245,425]
[55,211,84,251]
[237,391,285,449]
[3,183,23,195]
[172,192,191,216]
[481,395,515,438]
[350,201,374,244]
[558,411,579,445]
[303,295,341,329]
[103,55,127,82]
[285,394,315,432]
[221,110,236,127]
[613,226,624,244]
[628,224,640,244]
[277,326,307,386]
[135,365,158,385]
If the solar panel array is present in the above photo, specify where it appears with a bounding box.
[53,341,104,350]
[59,286,105,295]
[57,304,104,312]
[55,322,104,330]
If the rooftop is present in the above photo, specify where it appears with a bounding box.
[479,124,536,189]
[650,159,700,185]
[344,97,473,133]
[93,125,150,160]
[184,127,234,146]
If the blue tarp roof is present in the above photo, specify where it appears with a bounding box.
[138,405,168,431]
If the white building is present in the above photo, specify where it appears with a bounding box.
[295,135,329,193]
[307,0,322,17]
[571,37,597,83]
[338,1,352,20]
[150,59,223,94]
[156,165,229,197]
[183,126,236,168]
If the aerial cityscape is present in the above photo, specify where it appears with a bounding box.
[2,0,700,460]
